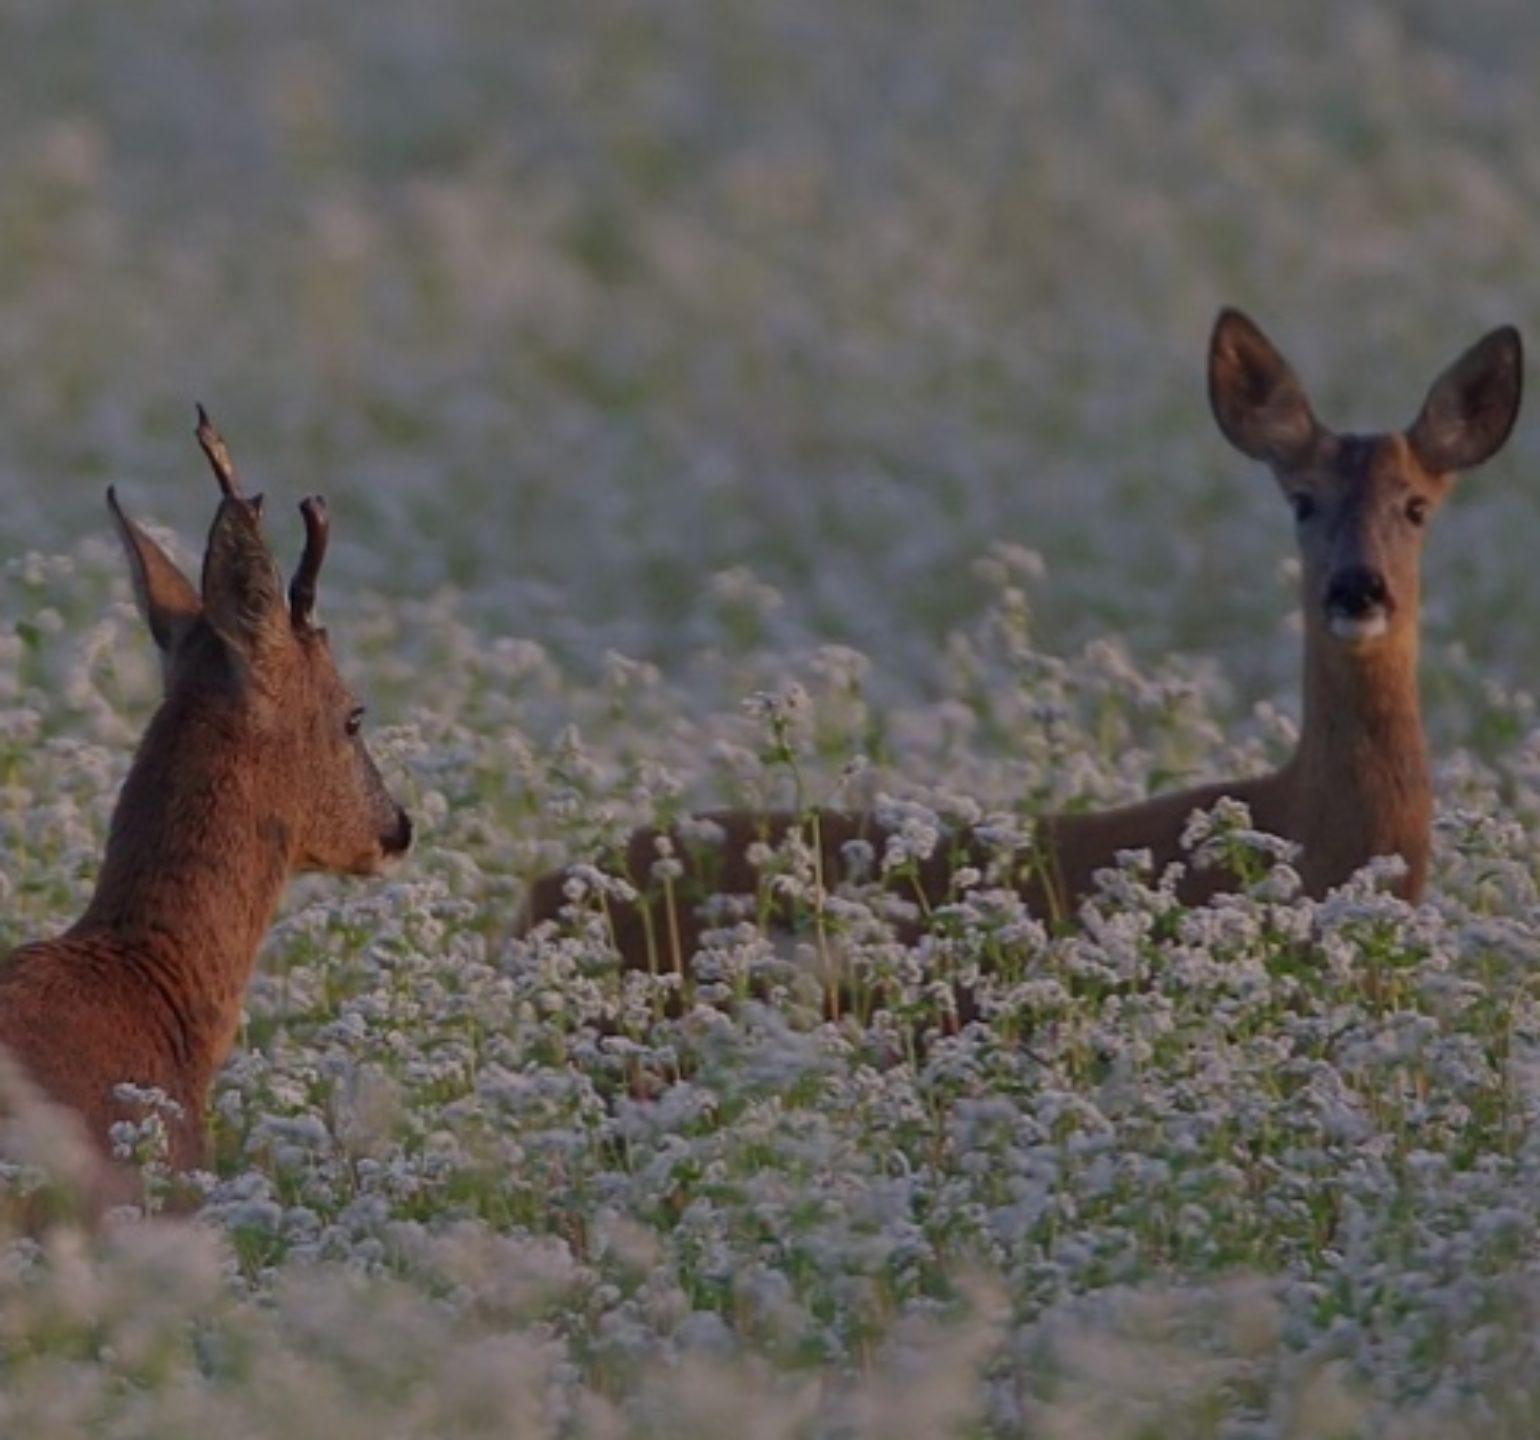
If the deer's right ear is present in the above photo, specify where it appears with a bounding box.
[1208,308,1322,469]
[107,487,201,656]
[201,497,289,675]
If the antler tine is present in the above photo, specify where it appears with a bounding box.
[194,403,244,499]
[289,495,330,627]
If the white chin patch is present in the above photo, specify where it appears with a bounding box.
[1328,612,1389,642]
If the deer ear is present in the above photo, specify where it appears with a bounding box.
[107,487,201,657]
[1208,308,1322,469]
[200,496,289,671]
[1407,326,1522,475]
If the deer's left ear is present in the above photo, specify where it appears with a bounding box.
[1408,325,1523,475]
[201,496,289,674]
[107,487,201,658]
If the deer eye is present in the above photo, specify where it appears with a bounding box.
[345,706,365,738]
[1290,493,1317,523]
[1405,497,1429,526]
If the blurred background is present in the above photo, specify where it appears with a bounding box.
[2,0,1538,721]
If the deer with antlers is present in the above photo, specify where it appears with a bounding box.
[0,409,412,1185]
[520,310,1522,966]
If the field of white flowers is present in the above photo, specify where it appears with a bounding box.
[5,0,1540,1434]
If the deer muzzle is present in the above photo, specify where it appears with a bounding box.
[1324,565,1392,642]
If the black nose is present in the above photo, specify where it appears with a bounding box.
[386,808,413,855]
[1326,567,1389,617]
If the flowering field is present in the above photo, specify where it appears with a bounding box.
[5,0,1540,1434]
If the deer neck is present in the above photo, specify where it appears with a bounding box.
[1288,623,1430,892]
[76,696,295,1075]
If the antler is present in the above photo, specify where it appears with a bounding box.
[194,403,245,500]
[289,495,329,627]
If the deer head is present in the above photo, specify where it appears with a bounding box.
[106,407,412,876]
[1208,308,1522,651]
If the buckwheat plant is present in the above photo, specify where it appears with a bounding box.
[5,1,1540,1434]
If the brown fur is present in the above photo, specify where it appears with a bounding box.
[520,311,1522,965]
[0,412,412,1190]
